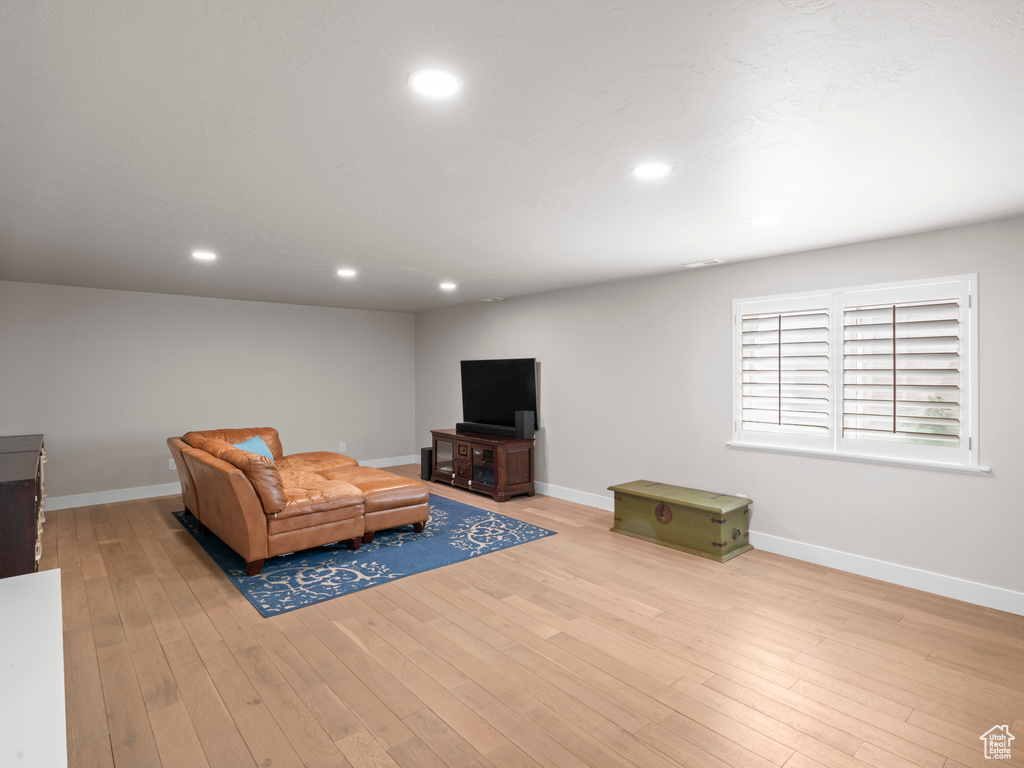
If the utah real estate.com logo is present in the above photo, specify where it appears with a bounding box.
[980,725,1014,760]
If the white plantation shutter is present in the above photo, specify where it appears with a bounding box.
[843,299,961,447]
[733,293,833,451]
[732,274,979,471]
[740,309,830,437]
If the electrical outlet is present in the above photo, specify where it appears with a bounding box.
[169,459,176,471]
[339,442,346,452]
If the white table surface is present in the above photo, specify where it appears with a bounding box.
[0,568,67,768]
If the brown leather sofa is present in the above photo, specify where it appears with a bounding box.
[167,427,428,575]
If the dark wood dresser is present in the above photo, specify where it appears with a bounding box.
[0,434,46,579]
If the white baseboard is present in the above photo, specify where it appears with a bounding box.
[361,455,420,469]
[535,482,1024,617]
[535,481,615,511]
[751,531,1024,617]
[46,471,1023,617]
[45,482,182,511]
[43,454,421,511]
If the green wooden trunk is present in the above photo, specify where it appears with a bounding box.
[608,480,753,562]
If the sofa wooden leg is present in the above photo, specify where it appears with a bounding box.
[413,521,426,533]
[346,537,362,551]
[197,520,208,535]
[246,559,265,576]
[362,531,375,544]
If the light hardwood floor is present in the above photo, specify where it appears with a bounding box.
[46,465,1023,768]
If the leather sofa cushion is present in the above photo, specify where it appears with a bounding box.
[363,503,429,532]
[267,501,365,535]
[318,466,428,513]
[278,469,364,517]
[183,434,286,515]
[266,516,364,557]
[184,427,284,460]
[277,451,359,473]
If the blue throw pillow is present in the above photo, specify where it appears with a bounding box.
[232,435,275,461]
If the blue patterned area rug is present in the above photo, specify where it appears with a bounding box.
[173,494,556,617]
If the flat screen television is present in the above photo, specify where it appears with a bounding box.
[461,358,538,430]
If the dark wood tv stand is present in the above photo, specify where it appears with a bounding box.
[430,428,535,502]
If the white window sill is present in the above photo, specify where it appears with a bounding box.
[726,441,991,475]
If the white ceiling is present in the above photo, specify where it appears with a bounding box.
[2,1,1023,313]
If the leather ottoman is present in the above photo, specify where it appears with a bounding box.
[320,466,429,543]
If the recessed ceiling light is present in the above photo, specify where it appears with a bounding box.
[631,162,671,179]
[682,258,724,269]
[192,250,217,261]
[440,282,457,291]
[482,297,506,302]
[749,214,781,226]
[409,69,461,98]
[336,268,357,278]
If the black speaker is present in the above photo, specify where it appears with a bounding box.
[420,447,433,480]
[515,410,535,439]
[456,421,515,437]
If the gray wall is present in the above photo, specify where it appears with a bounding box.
[3,217,1021,597]
[415,216,1024,595]
[0,282,416,498]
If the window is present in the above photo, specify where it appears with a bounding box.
[736,293,833,453]
[731,275,982,472]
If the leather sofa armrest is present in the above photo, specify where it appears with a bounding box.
[183,427,284,460]
[183,433,286,515]
[167,437,200,518]
[181,450,269,564]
